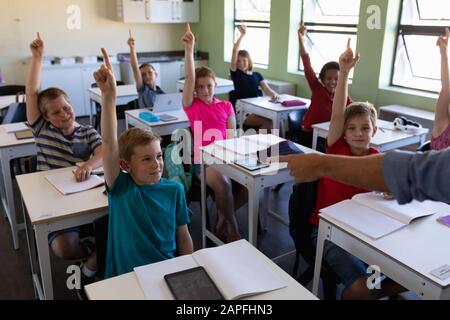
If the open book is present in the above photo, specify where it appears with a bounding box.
[320,192,442,239]
[44,170,104,195]
[213,134,285,155]
[134,239,287,300]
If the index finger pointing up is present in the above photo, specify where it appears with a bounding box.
[185,23,191,32]
[101,48,112,69]
[37,32,42,40]
[346,37,351,49]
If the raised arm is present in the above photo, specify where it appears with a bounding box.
[26,32,44,125]
[298,22,308,56]
[182,23,196,108]
[231,24,246,72]
[127,29,143,90]
[327,39,360,146]
[94,48,120,188]
[433,27,450,138]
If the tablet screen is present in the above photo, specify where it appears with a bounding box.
[164,266,224,300]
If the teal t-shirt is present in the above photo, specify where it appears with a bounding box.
[105,171,190,278]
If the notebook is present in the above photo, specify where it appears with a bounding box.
[320,192,443,239]
[134,239,287,300]
[213,134,286,155]
[44,170,104,195]
[14,130,33,140]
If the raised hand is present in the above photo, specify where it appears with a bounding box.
[93,48,117,96]
[338,38,360,73]
[127,29,136,48]
[182,23,195,51]
[298,22,307,41]
[30,32,44,59]
[238,24,247,36]
[437,27,449,54]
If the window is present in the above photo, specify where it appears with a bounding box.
[392,0,450,92]
[299,0,360,77]
[234,0,271,66]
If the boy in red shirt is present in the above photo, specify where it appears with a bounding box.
[309,40,404,299]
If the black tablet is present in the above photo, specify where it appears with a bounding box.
[164,266,224,300]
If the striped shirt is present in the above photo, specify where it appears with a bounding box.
[30,117,102,171]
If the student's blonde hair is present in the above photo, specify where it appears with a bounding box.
[118,127,161,161]
[195,66,216,87]
[237,50,254,71]
[37,87,71,116]
[344,102,377,128]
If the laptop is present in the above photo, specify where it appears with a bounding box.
[152,93,183,113]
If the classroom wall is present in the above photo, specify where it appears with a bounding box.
[192,0,438,112]
[0,0,186,84]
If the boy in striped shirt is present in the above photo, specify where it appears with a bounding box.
[26,33,103,286]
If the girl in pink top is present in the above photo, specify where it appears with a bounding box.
[182,24,247,242]
[431,28,450,151]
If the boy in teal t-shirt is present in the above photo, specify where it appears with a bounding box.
[94,48,194,278]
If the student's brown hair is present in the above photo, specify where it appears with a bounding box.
[118,127,162,161]
[195,66,216,86]
[139,63,156,71]
[344,102,377,128]
[319,61,340,83]
[237,50,254,71]
[37,87,71,116]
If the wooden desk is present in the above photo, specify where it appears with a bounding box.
[0,124,35,250]
[313,203,450,299]
[88,84,138,126]
[176,77,234,95]
[236,95,310,137]
[17,167,108,300]
[85,240,318,300]
[311,119,429,151]
[125,109,190,137]
[200,135,319,250]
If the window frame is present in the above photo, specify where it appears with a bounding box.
[391,0,450,93]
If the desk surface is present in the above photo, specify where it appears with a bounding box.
[88,84,137,98]
[0,95,18,110]
[125,109,188,127]
[380,104,435,121]
[177,77,234,87]
[312,119,429,146]
[85,241,318,300]
[0,124,34,147]
[320,203,450,289]
[238,95,310,112]
[16,167,108,225]
[201,135,318,177]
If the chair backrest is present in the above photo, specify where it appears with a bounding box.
[288,180,319,263]
[2,102,27,124]
[288,109,308,136]
[0,85,26,96]
[93,214,109,279]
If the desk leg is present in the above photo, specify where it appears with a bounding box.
[22,198,39,299]
[35,224,54,300]
[125,114,130,130]
[89,100,95,126]
[276,114,285,138]
[312,221,328,297]
[312,129,318,150]
[0,154,20,250]
[200,161,207,249]
[261,188,270,231]
[247,183,260,246]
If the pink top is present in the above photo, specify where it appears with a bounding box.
[184,97,235,163]
[431,124,450,151]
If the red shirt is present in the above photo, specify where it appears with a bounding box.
[300,53,352,130]
[309,136,380,225]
